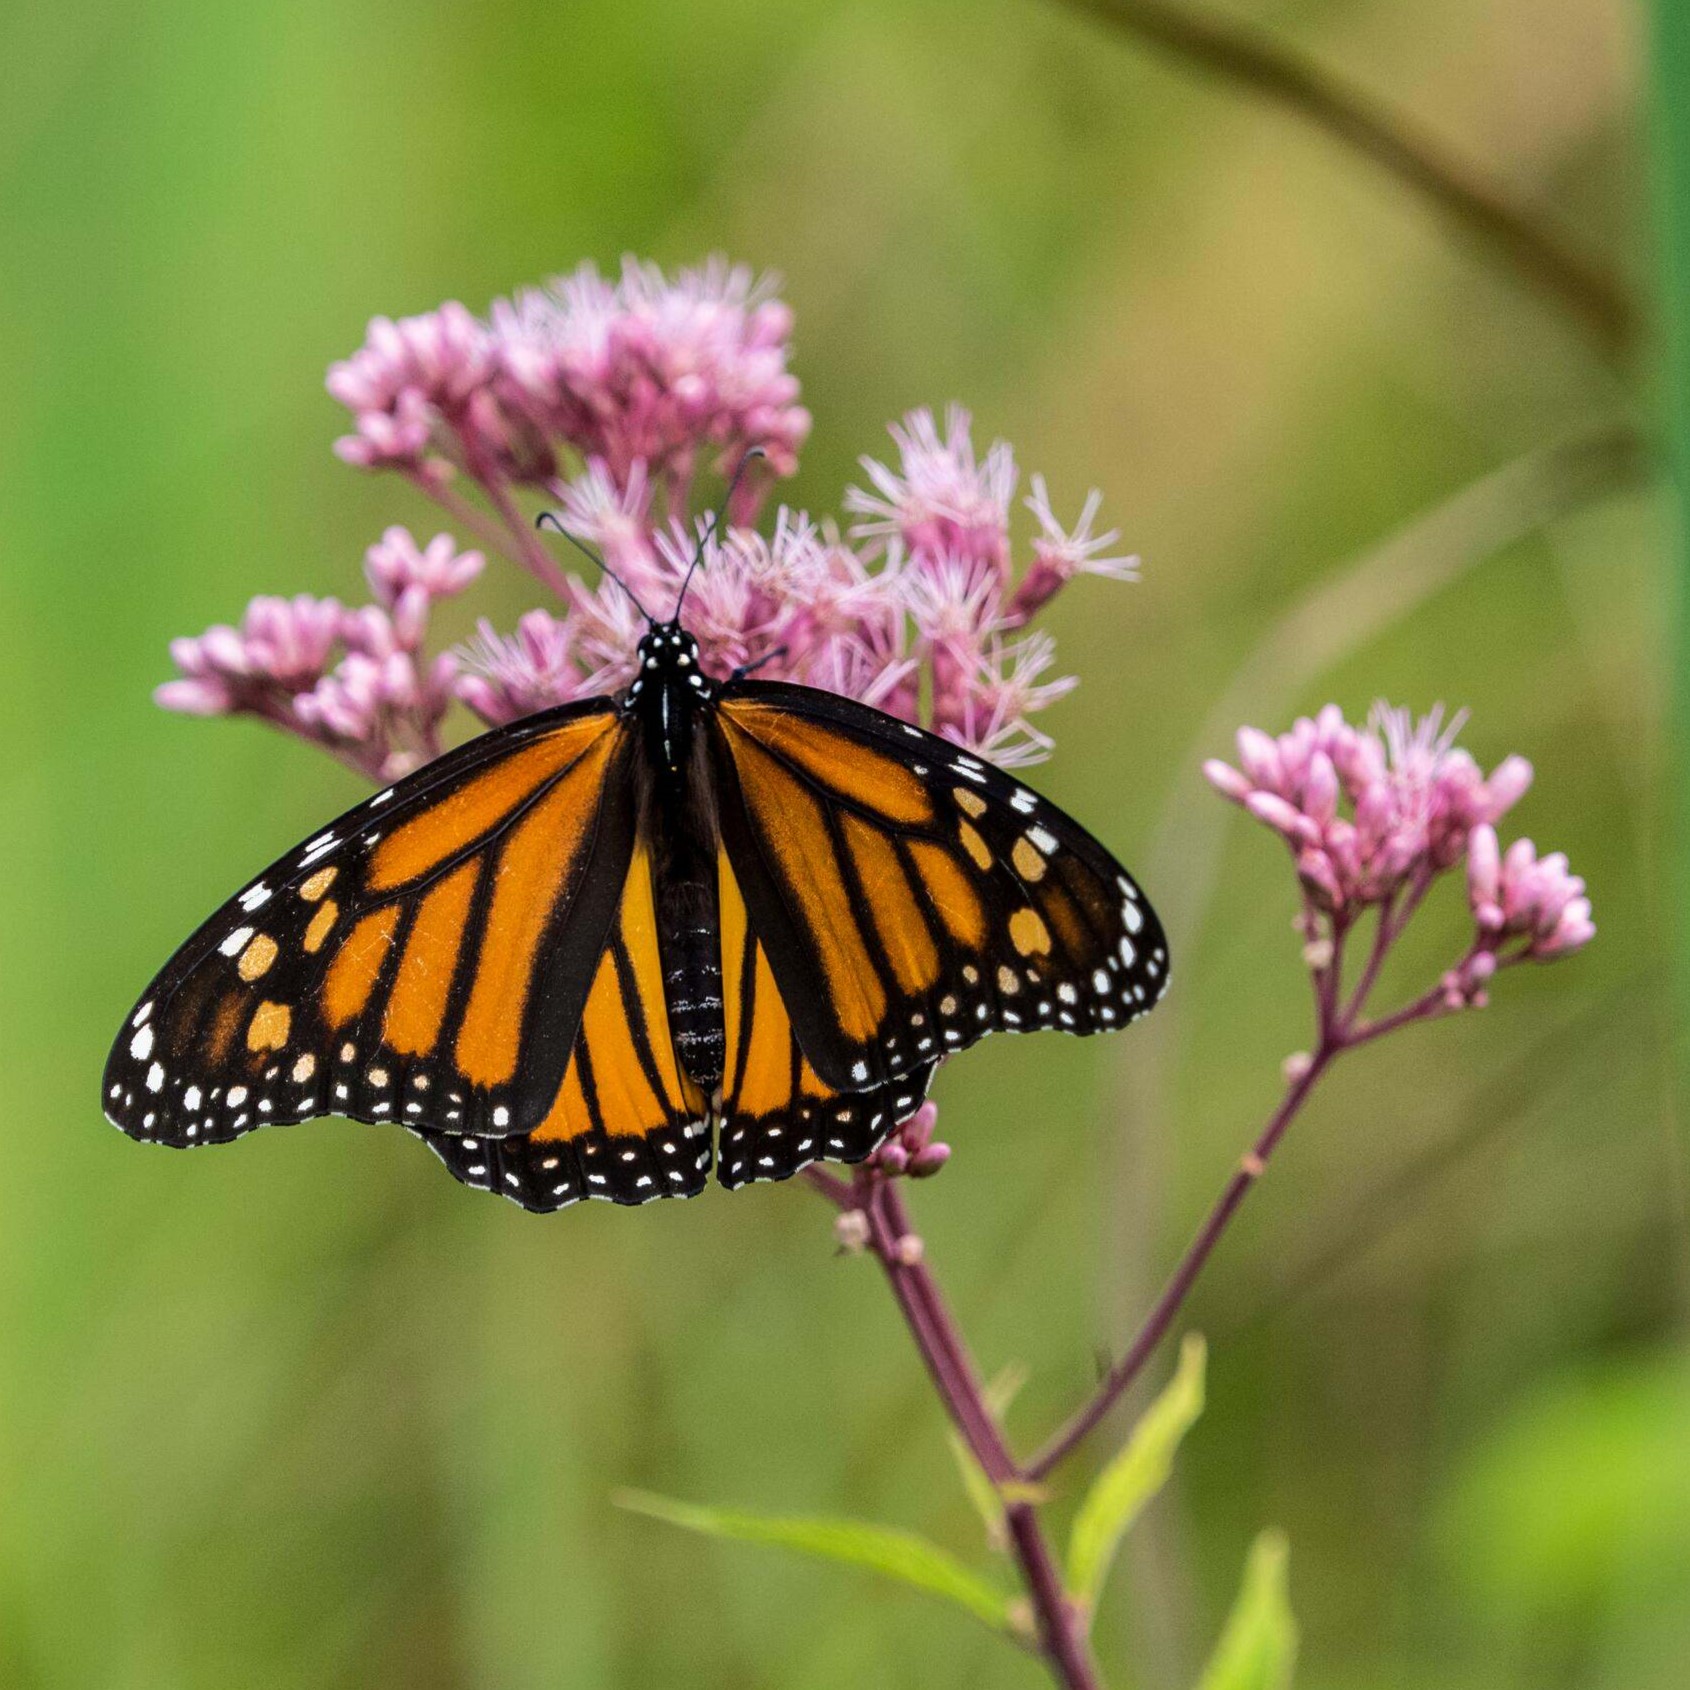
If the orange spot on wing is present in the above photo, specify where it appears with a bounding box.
[368,715,612,892]
[1009,907,1052,957]
[958,820,992,871]
[613,844,695,1115]
[576,957,665,1137]
[302,900,339,953]
[236,933,278,981]
[721,703,933,825]
[798,1053,834,1100]
[534,846,705,1142]
[247,1000,291,1051]
[453,734,616,1087]
[1039,884,1090,955]
[322,906,401,1028]
[299,867,338,901]
[1011,837,1047,881]
[382,861,478,1056]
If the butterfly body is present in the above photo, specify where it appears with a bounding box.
[630,626,728,1090]
[105,619,1169,1212]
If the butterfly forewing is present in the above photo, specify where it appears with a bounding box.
[710,684,1169,1092]
[103,699,635,1150]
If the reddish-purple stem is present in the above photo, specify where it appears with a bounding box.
[810,871,1494,1676]
[452,432,572,596]
[1023,1037,1338,1480]
[808,1169,1101,1687]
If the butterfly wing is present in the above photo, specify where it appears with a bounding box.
[708,682,1168,1092]
[421,836,712,1210]
[713,850,934,1189]
[103,699,637,1149]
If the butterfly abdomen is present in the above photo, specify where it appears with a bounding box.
[662,889,725,1089]
[649,741,727,1092]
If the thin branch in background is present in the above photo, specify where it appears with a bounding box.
[1054,0,1639,363]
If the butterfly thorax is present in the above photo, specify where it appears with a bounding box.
[626,623,728,1090]
[625,623,718,786]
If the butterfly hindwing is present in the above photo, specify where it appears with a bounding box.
[103,699,636,1150]
[709,683,1168,1092]
[714,850,934,1188]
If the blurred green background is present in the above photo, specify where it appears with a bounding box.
[2,0,1682,1686]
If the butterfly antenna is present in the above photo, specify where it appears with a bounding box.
[535,511,655,624]
[674,446,767,621]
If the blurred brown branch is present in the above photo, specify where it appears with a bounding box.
[1055,0,1640,363]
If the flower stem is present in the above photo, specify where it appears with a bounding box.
[1024,1037,1338,1480]
[810,1169,1104,1688]
[408,472,533,573]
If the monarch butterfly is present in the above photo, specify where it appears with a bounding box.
[103,538,1169,1210]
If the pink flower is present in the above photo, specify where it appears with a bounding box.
[938,633,1078,769]
[1212,701,1590,1037]
[1207,703,1538,916]
[328,304,542,482]
[173,258,1153,799]
[157,594,345,715]
[1468,827,1594,958]
[553,460,664,591]
[294,648,459,781]
[1373,705,1532,870]
[490,257,810,495]
[871,1101,951,1179]
[847,406,1015,586]
[1007,477,1139,623]
[457,611,585,727]
[362,528,484,647]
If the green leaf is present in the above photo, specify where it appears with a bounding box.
[614,1489,1017,1636]
[947,1363,1030,1551]
[1195,1531,1298,1690]
[1066,1333,1206,1614]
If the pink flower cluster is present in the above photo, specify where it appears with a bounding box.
[1206,701,1591,1034]
[166,259,1139,775]
[326,258,809,511]
[1205,704,1533,915]
[158,529,482,783]
[869,1102,951,1179]
[1467,829,1594,959]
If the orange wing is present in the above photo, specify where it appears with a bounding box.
[421,839,711,1209]
[714,851,933,1188]
[710,684,1168,1093]
[103,700,636,1150]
